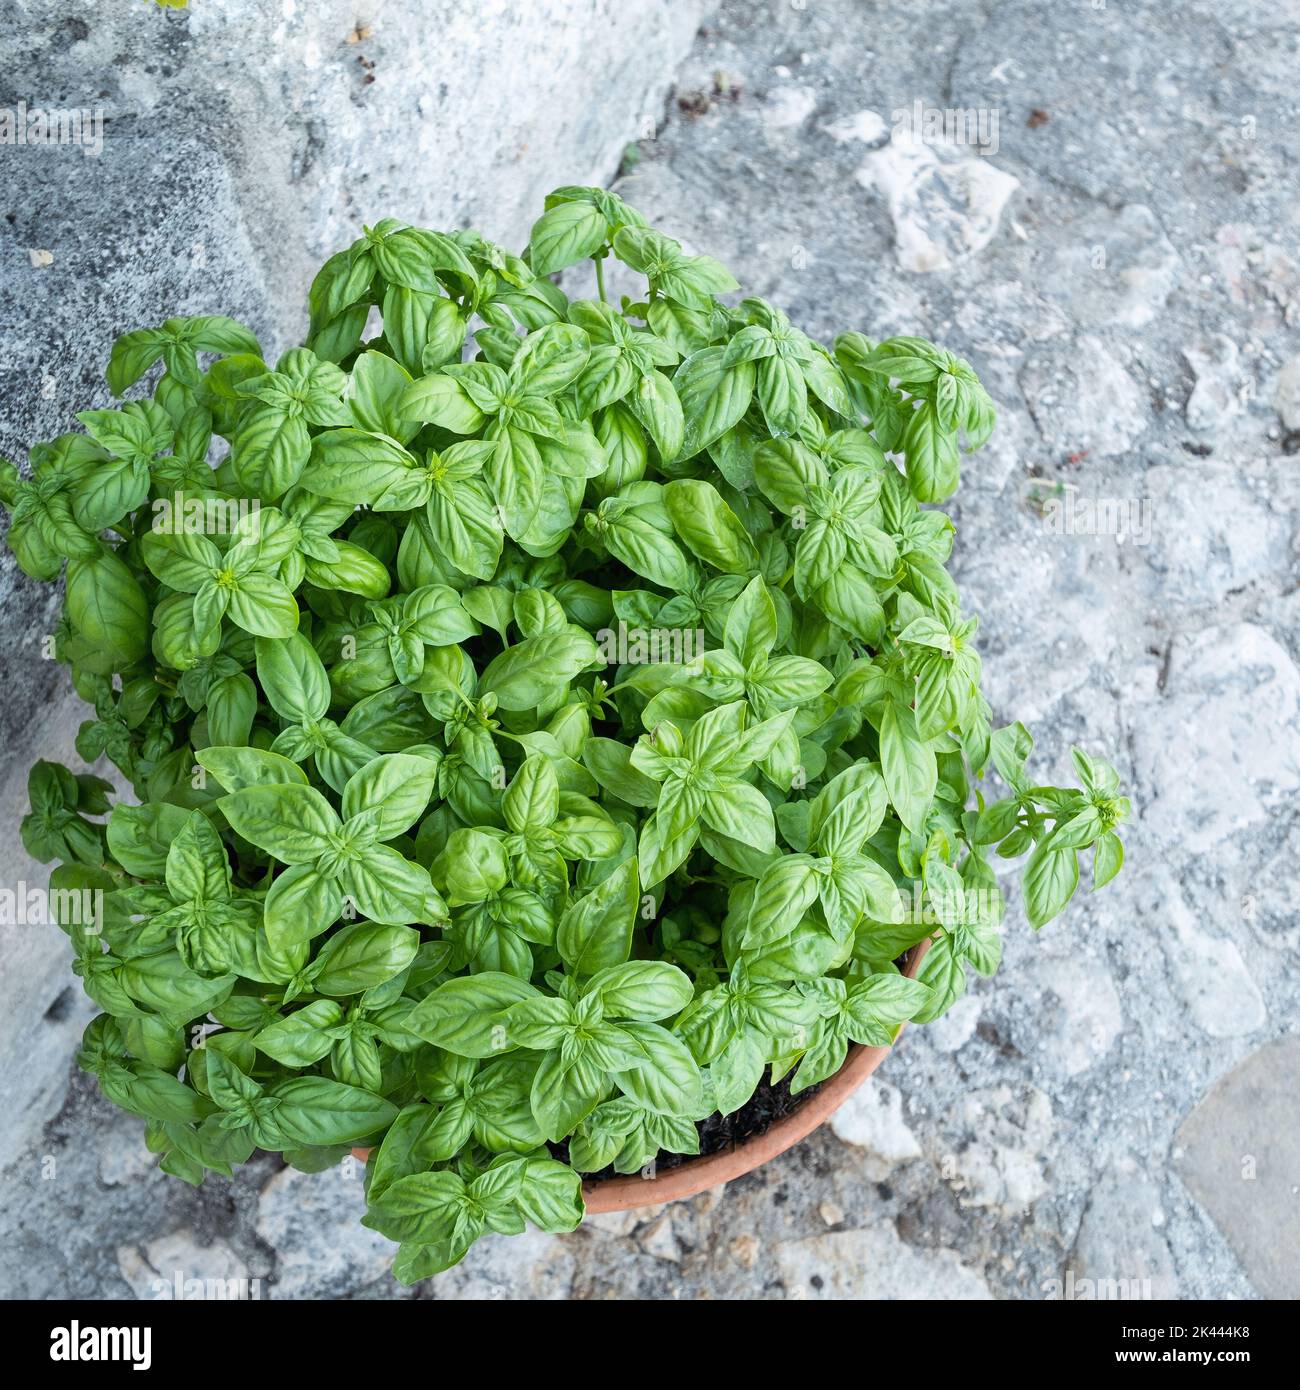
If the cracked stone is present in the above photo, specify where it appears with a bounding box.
[583,1207,643,1238]
[1131,866,1267,1041]
[1043,203,1180,330]
[1024,955,1124,1077]
[637,1212,681,1263]
[255,1162,394,1298]
[951,1085,1054,1212]
[1139,460,1292,607]
[1133,623,1300,853]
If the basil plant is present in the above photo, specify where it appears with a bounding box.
[0,187,1127,1282]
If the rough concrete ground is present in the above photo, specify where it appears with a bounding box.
[3,0,1299,1299]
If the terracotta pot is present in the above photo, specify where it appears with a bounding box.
[355,937,930,1215]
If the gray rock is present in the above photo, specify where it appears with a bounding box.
[1040,204,1181,331]
[1132,624,1300,853]
[255,1161,396,1298]
[947,1084,1054,1213]
[2,0,705,352]
[1021,955,1125,1077]
[1152,872,1268,1040]
[1019,334,1148,459]
[1273,355,1300,430]
[637,1212,683,1264]
[0,134,264,1170]
[1175,1038,1300,1299]
[925,994,983,1054]
[1071,1163,1179,1300]
[117,1229,253,1301]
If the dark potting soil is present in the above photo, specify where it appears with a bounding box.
[549,1067,821,1184]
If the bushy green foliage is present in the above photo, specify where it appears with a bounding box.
[0,187,1127,1280]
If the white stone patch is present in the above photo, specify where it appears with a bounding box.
[256,1163,394,1297]
[1155,871,1267,1039]
[852,130,1019,272]
[1141,461,1292,606]
[1019,334,1147,458]
[98,1110,164,1188]
[763,85,817,131]
[1183,334,1250,431]
[820,108,888,144]
[776,1223,992,1299]
[950,1084,1054,1212]
[830,1080,922,1179]
[117,1230,250,1301]
[1134,623,1300,851]
[1045,204,1180,330]
[637,1211,682,1263]
[926,993,983,1053]
[1026,955,1125,1076]
[583,1207,644,1237]
[1072,1162,1179,1299]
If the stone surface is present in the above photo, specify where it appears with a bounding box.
[3,0,1299,1301]
[1072,1163,1179,1301]
[0,135,266,1174]
[829,1080,922,1178]
[255,1162,395,1299]
[852,128,1021,274]
[117,1230,252,1301]
[1174,1039,1300,1301]
[775,1224,993,1300]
